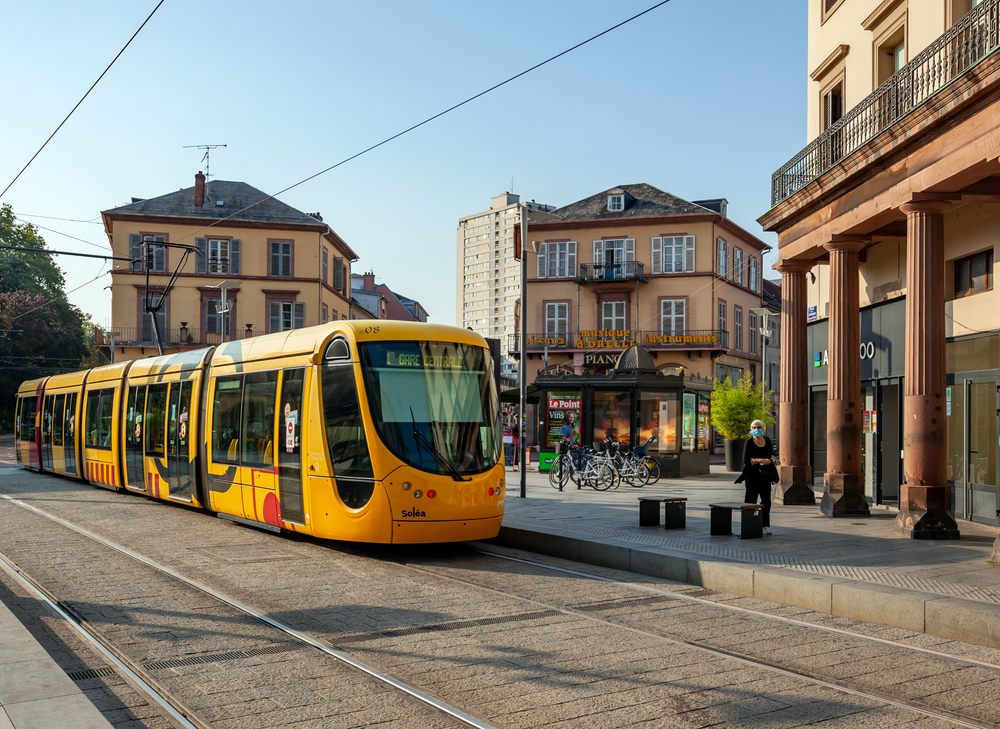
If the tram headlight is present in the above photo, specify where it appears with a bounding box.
[401,482,411,491]
[413,490,423,498]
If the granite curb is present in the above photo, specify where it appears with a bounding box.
[496,525,1000,650]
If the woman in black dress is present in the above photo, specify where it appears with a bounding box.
[735,419,778,535]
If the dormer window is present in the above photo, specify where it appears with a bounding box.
[608,193,624,212]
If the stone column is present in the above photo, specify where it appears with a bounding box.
[821,237,870,517]
[774,260,815,504]
[897,200,960,539]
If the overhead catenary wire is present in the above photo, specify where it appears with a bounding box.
[161,0,674,248]
[11,220,111,251]
[0,0,167,200]
[13,213,102,225]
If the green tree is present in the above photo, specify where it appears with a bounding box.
[709,370,774,441]
[0,205,90,429]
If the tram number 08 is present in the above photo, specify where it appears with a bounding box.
[363,326,381,335]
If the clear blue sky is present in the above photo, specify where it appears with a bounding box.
[0,0,806,327]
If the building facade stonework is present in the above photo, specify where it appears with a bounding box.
[761,0,1000,538]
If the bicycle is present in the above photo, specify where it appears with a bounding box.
[549,445,615,491]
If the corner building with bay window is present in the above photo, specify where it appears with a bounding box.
[760,0,1000,536]
[514,183,770,476]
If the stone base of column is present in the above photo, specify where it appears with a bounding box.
[820,473,870,517]
[896,484,960,539]
[993,533,1000,564]
[775,465,816,505]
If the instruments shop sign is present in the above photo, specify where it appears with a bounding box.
[526,329,718,349]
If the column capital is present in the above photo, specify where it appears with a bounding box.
[900,198,952,215]
[824,235,868,254]
[773,259,814,274]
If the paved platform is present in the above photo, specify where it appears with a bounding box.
[499,464,1000,649]
[0,596,112,729]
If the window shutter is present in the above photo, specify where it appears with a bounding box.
[129,233,142,272]
[593,240,604,266]
[230,240,240,274]
[194,238,207,273]
[293,302,305,329]
[268,301,280,333]
[625,238,635,262]
[334,257,345,291]
[269,243,278,277]
[537,243,547,278]
[153,235,166,272]
[651,238,661,274]
[567,242,576,277]
[686,237,695,272]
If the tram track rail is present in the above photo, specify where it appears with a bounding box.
[0,551,202,729]
[382,546,1000,729]
[0,493,493,729]
[4,487,1000,728]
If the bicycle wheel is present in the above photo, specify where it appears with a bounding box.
[587,462,615,491]
[641,456,661,485]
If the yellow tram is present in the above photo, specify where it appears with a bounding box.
[14,321,505,543]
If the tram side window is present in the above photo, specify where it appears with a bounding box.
[321,363,373,479]
[18,397,36,441]
[212,377,243,464]
[242,372,277,467]
[86,390,114,450]
[53,394,65,446]
[42,396,54,442]
[64,393,76,444]
[144,385,168,457]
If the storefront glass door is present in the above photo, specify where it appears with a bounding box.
[949,376,999,526]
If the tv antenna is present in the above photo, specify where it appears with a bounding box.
[183,143,227,179]
[509,176,515,194]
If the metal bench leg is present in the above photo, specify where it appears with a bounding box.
[740,509,763,539]
[664,502,685,529]
[710,506,731,535]
[639,500,660,527]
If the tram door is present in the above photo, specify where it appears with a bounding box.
[124,386,147,491]
[166,381,195,501]
[41,395,54,470]
[240,372,278,521]
[277,368,306,524]
[64,393,77,476]
[143,385,168,496]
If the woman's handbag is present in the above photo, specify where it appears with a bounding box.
[767,461,779,484]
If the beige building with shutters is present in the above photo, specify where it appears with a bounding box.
[103,171,357,362]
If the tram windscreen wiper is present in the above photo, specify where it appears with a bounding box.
[410,407,469,482]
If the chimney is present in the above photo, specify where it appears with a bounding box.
[363,271,376,290]
[194,171,206,207]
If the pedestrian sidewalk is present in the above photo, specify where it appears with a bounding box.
[498,465,1000,649]
[0,597,112,729]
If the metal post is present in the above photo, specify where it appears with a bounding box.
[519,208,528,499]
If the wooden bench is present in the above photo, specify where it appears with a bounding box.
[638,497,687,529]
[709,502,763,539]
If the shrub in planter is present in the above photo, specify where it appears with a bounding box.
[710,371,774,471]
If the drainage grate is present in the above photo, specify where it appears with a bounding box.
[68,666,118,681]
[573,595,676,612]
[143,643,302,671]
[336,609,562,645]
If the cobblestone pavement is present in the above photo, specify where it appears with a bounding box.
[1,470,999,728]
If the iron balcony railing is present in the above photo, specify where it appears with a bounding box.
[578,261,647,283]
[105,327,256,347]
[508,328,729,354]
[771,0,1000,206]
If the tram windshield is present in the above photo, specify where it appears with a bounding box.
[359,340,501,477]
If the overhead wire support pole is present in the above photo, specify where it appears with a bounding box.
[519,207,528,499]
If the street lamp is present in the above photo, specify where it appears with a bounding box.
[208,280,232,343]
[750,306,774,411]
[518,210,541,499]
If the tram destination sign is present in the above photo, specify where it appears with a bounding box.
[383,351,464,369]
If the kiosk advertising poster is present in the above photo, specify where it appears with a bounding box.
[682,393,696,451]
[546,391,581,448]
